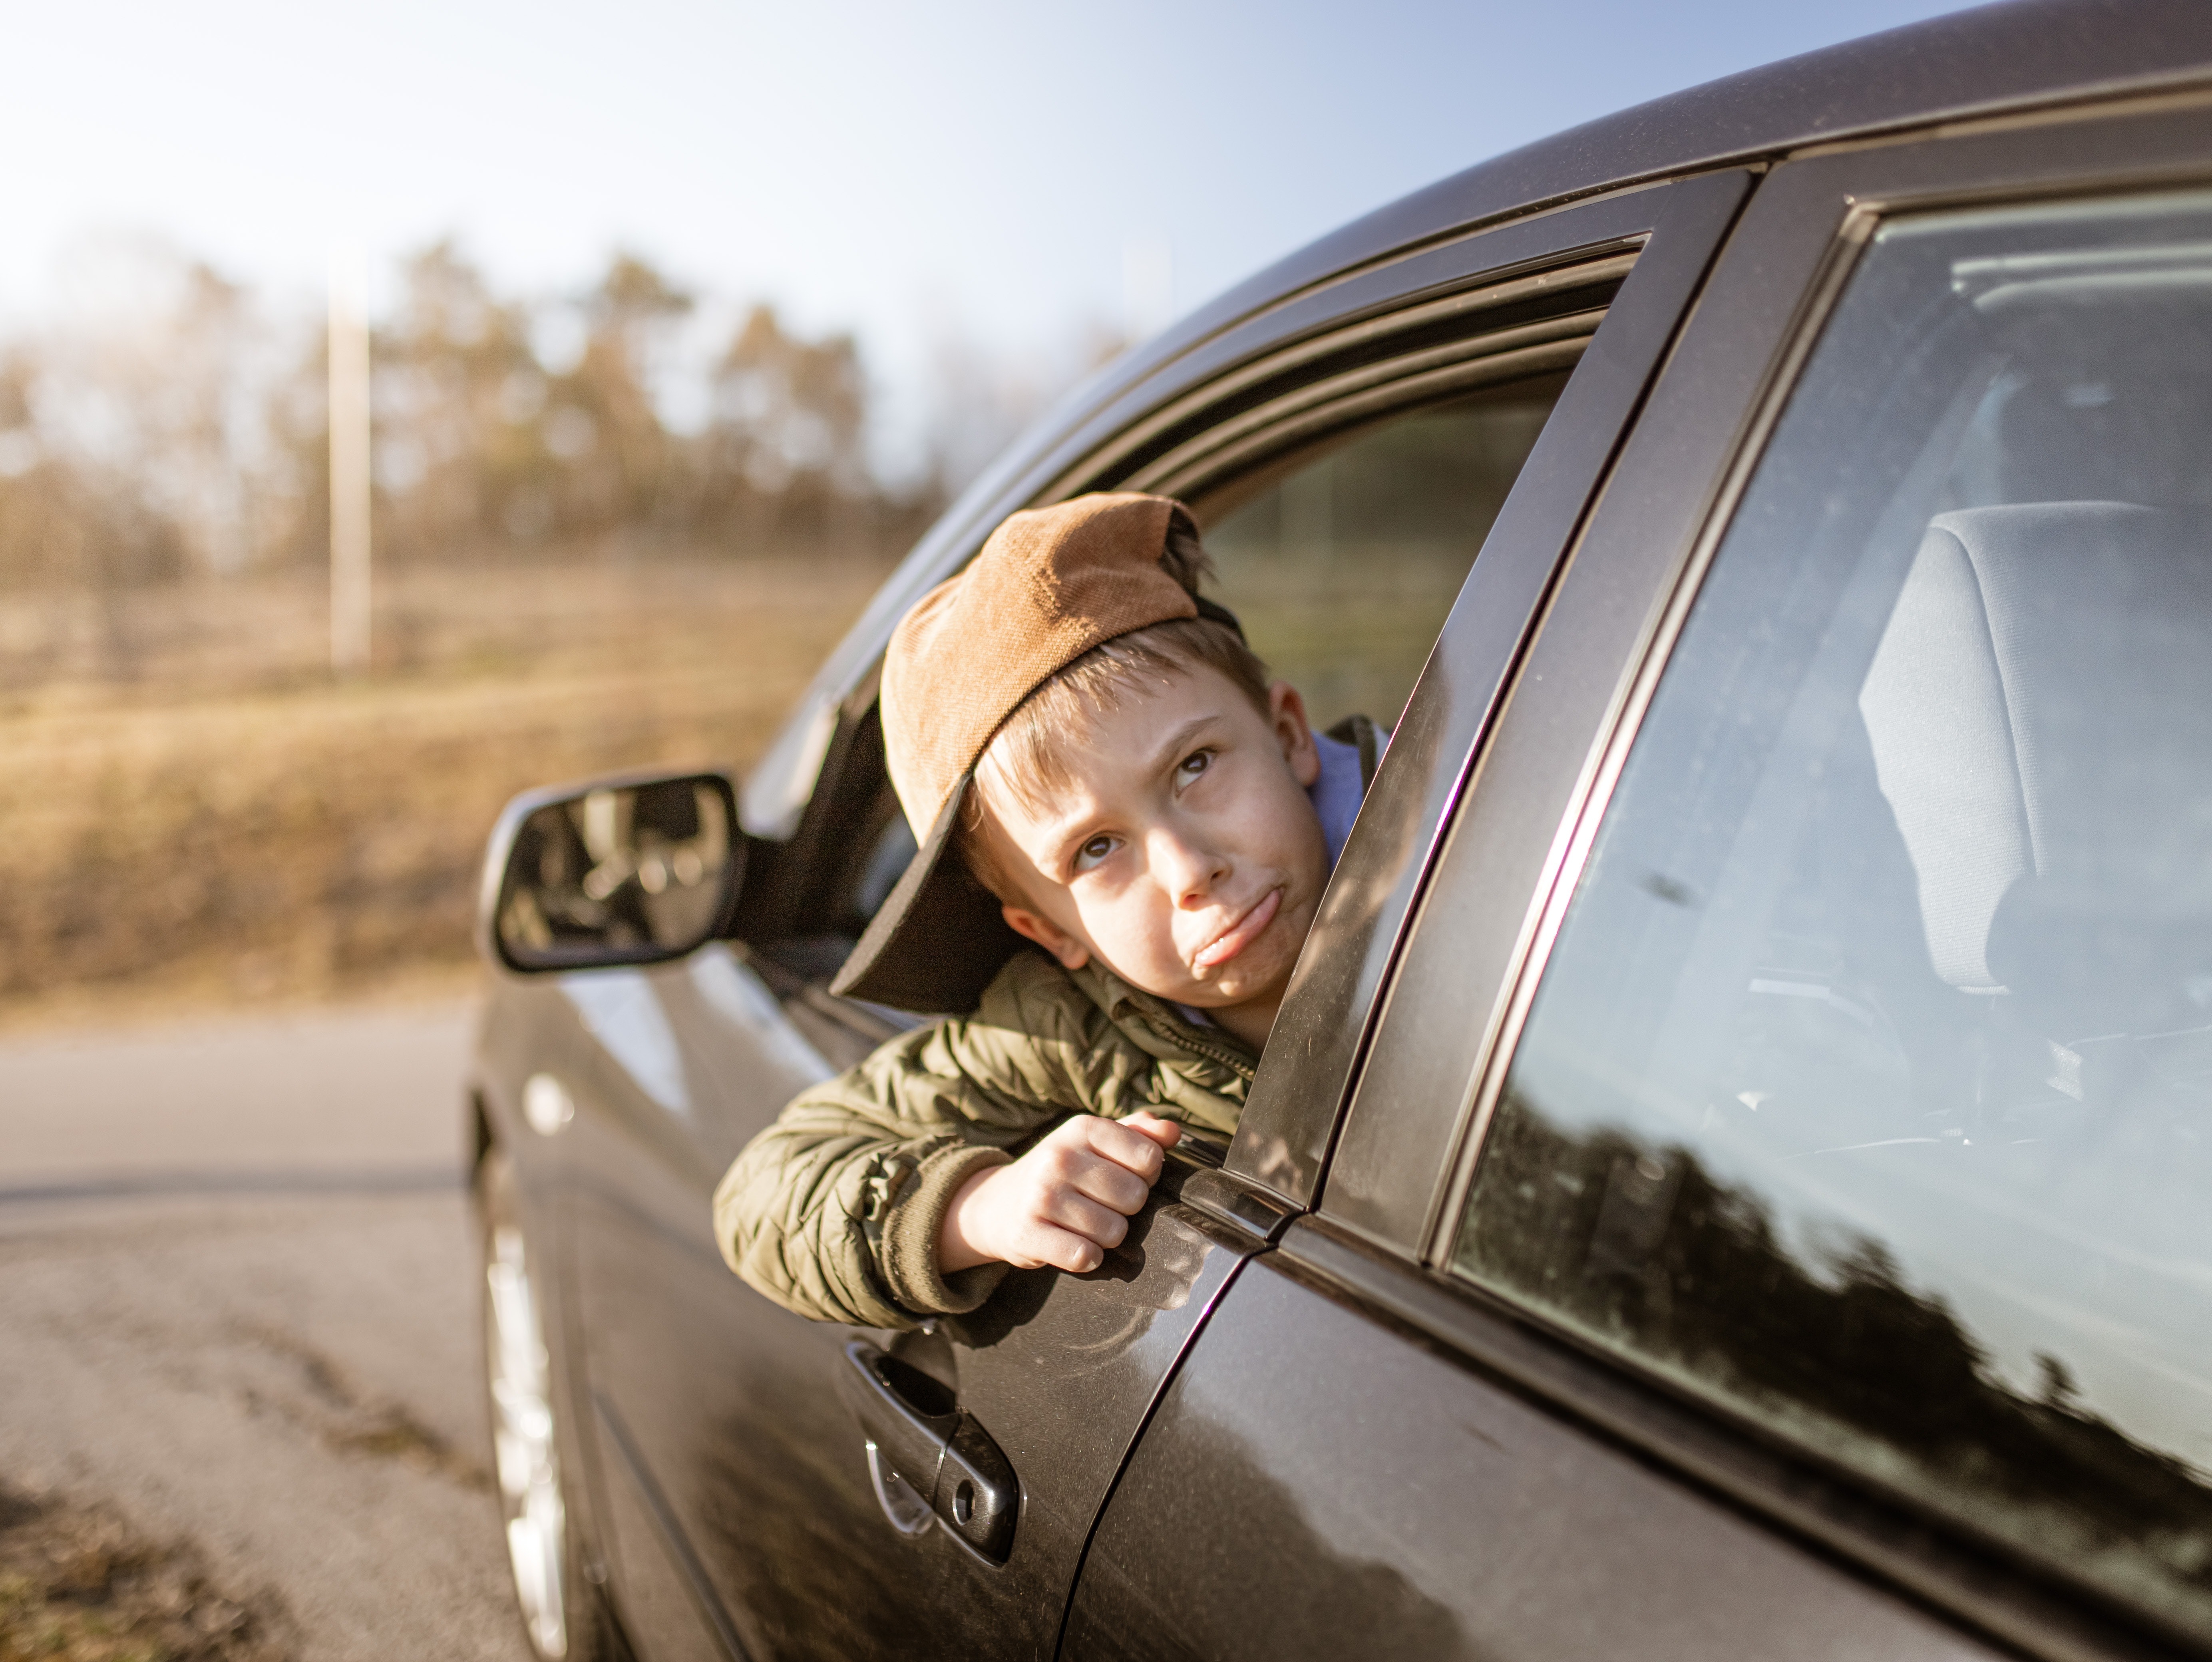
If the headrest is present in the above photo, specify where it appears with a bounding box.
[1860,503,2212,1002]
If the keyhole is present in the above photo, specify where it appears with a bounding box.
[953,1479,975,1525]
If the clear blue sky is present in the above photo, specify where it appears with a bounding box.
[0,0,1981,439]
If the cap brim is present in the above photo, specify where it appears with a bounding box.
[829,775,1027,1013]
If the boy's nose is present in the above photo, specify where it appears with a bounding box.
[1150,829,1228,907]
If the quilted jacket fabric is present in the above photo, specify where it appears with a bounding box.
[712,948,1257,1329]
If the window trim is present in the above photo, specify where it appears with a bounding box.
[1410,197,1877,1260]
[1132,312,1599,502]
[1058,249,1632,502]
[740,194,1669,925]
[738,184,1688,848]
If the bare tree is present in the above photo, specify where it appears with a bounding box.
[0,231,1102,598]
[542,252,695,541]
[704,303,870,552]
[373,241,555,560]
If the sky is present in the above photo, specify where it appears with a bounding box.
[0,0,1984,465]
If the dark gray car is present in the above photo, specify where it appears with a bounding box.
[467,5,2212,1656]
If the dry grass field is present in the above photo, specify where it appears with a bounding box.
[0,557,891,1025]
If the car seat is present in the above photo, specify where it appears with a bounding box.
[1858,502,2212,1047]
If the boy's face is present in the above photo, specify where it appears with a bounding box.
[973,663,1329,1051]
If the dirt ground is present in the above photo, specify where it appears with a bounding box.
[0,1000,511,1662]
[0,1479,291,1662]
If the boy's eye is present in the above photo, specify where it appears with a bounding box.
[1176,749,1213,784]
[1074,835,1117,872]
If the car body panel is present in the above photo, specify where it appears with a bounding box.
[1065,1221,2002,1662]
[560,950,828,1657]
[561,945,1273,1658]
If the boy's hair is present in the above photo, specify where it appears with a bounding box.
[958,530,1271,899]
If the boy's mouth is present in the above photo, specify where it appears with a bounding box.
[1192,887,1282,971]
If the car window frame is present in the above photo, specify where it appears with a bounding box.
[1314,88,2212,1662]
[1213,169,1752,1209]
[739,180,1748,1064]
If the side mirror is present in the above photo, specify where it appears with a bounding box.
[477,770,744,973]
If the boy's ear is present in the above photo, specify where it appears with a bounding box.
[1269,680,1322,789]
[1002,903,1091,971]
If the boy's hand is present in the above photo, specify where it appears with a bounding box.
[938,1112,1182,1276]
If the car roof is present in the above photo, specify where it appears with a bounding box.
[1127,0,2212,400]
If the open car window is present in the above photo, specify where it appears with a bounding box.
[820,377,1575,946]
[1197,379,1566,732]
[1454,187,2212,1640]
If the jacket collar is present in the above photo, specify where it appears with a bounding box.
[1069,959,1260,1082]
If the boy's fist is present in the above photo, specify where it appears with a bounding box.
[938,1111,1182,1276]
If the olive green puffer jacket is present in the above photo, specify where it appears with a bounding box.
[711,949,1257,1330]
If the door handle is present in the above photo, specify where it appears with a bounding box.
[837,1340,1019,1565]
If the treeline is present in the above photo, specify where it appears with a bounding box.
[0,238,997,591]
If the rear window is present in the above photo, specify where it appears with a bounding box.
[1454,188,2212,1638]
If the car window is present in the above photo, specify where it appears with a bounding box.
[824,379,1572,941]
[1197,378,1564,732]
[1453,187,2212,1638]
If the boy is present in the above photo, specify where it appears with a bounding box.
[714,491,1379,1329]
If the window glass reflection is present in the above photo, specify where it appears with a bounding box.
[499,777,732,965]
[1456,191,2212,1637]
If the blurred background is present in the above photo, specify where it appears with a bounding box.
[0,0,1987,1022]
[0,1,1978,1656]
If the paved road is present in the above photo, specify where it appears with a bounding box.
[0,1000,530,1661]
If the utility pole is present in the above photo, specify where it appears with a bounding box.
[328,247,372,677]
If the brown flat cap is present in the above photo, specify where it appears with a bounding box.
[831,492,1226,1012]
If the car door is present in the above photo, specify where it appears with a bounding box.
[556,171,1746,1662]
[1067,94,2212,1662]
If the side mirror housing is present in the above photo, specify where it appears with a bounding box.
[477,769,744,973]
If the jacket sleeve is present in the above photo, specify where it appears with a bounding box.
[711,951,1148,1328]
